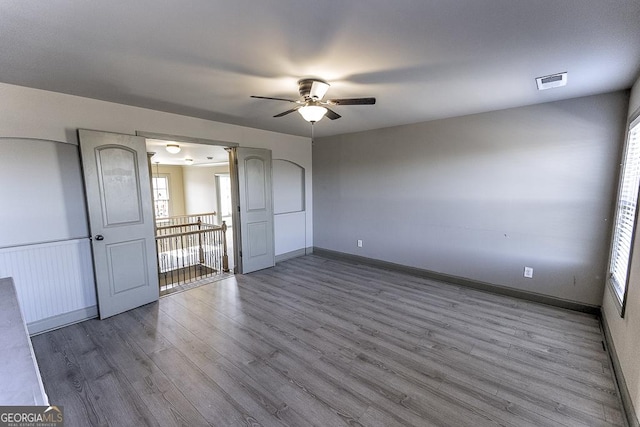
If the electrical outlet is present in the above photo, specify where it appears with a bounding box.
[357,240,363,248]
[524,267,533,278]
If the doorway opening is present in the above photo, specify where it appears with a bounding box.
[145,136,235,296]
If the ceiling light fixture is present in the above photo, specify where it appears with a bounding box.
[165,144,181,154]
[298,103,327,123]
[184,158,194,165]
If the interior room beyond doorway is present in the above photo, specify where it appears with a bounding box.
[146,138,234,295]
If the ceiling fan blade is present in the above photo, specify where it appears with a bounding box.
[325,108,341,120]
[327,97,376,105]
[273,106,301,118]
[250,95,298,103]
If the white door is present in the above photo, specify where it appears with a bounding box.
[79,129,159,319]
[235,147,275,273]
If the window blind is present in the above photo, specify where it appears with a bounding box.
[609,116,640,305]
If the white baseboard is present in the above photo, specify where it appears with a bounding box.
[27,305,98,336]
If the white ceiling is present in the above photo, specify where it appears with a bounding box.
[1,1,639,138]
[146,139,229,166]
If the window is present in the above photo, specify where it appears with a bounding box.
[152,175,170,218]
[216,174,232,218]
[608,115,640,315]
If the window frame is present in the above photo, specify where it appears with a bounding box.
[608,112,640,317]
[152,173,171,219]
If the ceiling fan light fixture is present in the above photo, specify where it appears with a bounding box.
[298,105,327,123]
[252,78,375,123]
[165,144,181,154]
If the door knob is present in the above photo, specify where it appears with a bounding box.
[94,235,104,241]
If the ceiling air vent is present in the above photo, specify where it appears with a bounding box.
[535,72,567,90]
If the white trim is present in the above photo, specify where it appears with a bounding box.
[27,305,98,336]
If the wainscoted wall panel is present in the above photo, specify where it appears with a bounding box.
[275,211,306,256]
[0,239,96,332]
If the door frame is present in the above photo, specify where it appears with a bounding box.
[227,148,242,273]
[136,131,242,274]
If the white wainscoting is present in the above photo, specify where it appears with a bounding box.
[274,211,306,257]
[0,239,96,334]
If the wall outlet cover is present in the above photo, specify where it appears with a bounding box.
[524,267,533,278]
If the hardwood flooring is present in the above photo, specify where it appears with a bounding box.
[31,255,625,426]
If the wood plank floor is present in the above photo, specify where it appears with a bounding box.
[31,255,626,426]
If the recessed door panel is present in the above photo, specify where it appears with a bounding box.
[247,222,268,257]
[245,157,266,211]
[96,146,143,226]
[107,240,149,294]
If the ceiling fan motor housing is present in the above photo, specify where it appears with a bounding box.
[298,78,329,100]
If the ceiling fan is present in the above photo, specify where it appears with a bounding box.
[251,78,376,123]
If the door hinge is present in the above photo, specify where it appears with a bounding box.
[239,250,243,258]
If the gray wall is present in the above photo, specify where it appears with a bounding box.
[0,138,88,247]
[313,92,629,306]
